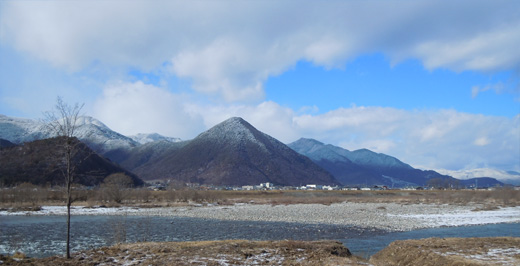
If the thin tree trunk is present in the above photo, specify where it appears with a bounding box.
[66,192,71,259]
[66,145,72,259]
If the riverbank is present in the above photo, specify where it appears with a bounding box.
[2,202,520,232]
[0,240,363,265]
[3,237,519,266]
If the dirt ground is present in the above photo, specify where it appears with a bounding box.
[0,240,368,266]
[370,237,520,266]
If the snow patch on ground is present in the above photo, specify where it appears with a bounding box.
[438,247,520,265]
[0,206,145,216]
[393,206,520,227]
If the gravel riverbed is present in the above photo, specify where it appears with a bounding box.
[4,202,520,232]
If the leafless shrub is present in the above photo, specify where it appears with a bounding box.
[136,188,152,203]
[101,173,133,204]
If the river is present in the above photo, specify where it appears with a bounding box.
[1,215,519,258]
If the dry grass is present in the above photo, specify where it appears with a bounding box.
[1,240,368,266]
[4,238,518,265]
[370,237,520,266]
[1,187,519,210]
[202,189,520,207]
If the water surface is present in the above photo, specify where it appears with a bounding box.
[1,215,519,258]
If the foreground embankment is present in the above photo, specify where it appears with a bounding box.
[3,202,520,232]
[370,237,520,266]
[2,237,519,266]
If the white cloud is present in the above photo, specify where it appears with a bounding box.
[471,83,505,98]
[413,22,520,72]
[474,137,489,146]
[2,1,519,102]
[93,81,205,139]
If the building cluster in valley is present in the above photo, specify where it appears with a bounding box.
[146,181,513,192]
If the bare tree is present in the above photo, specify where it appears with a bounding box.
[102,173,134,204]
[42,96,84,259]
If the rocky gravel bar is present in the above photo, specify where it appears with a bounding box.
[5,202,520,232]
[163,202,520,231]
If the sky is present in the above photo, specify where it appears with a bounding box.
[0,0,519,172]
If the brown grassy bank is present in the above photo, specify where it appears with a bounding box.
[0,240,366,266]
[3,237,519,265]
[370,237,520,266]
[2,186,519,211]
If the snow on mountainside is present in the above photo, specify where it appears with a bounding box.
[289,138,412,170]
[72,116,138,153]
[129,133,181,144]
[0,114,48,143]
[0,115,186,154]
[346,148,413,170]
[197,117,271,152]
[287,138,349,162]
[0,114,137,155]
[436,168,520,185]
[133,117,338,186]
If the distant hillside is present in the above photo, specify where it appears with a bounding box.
[129,133,182,145]
[289,138,458,187]
[134,117,339,186]
[287,138,382,185]
[460,178,504,188]
[120,140,189,171]
[0,137,143,187]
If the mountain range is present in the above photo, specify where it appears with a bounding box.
[288,138,462,187]
[127,117,338,186]
[0,114,514,187]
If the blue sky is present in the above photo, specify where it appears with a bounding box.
[266,55,518,117]
[0,1,519,172]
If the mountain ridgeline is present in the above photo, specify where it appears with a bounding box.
[288,138,463,187]
[0,114,507,187]
[128,117,338,186]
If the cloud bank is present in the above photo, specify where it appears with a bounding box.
[2,1,519,102]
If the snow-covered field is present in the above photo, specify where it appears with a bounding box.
[2,203,520,231]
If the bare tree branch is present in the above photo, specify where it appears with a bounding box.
[42,96,84,259]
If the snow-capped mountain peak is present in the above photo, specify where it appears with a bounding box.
[0,114,137,157]
[69,116,138,153]
[75,116,111,130]
[198,117,268,150]
[0,114,47,143]
[129,133,182,145]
